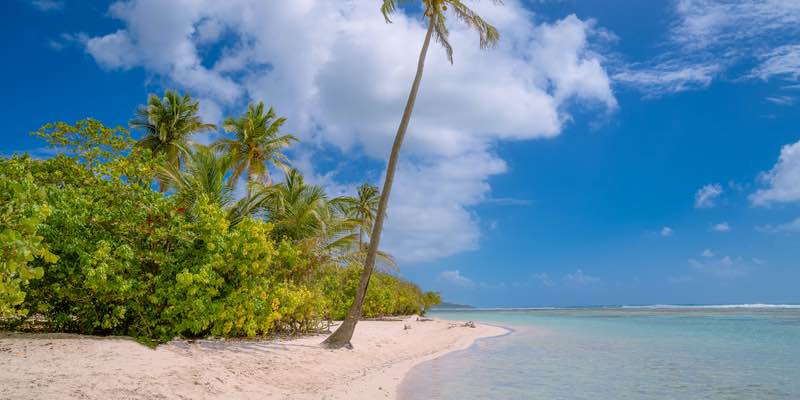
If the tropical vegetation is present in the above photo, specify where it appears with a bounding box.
[0,94,440,345]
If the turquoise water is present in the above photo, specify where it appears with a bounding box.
[400,307,800,399]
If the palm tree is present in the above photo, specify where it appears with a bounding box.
[334,183,381,250]
[156,144,260,226]
[260,169,331,241]
[215,102,297,187]
[156,144,233,211]
[323,0,501,349]
[131,90,217,191]
[256,171,395,281]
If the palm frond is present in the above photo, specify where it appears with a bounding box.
[380,0,398,22]
[446,0,501,49]
[217,102,296,186]
[432,10,454,63]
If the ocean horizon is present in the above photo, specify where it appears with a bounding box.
[433,303,800,310]
[401,305,800,399]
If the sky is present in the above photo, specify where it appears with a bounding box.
[3,0,800,307]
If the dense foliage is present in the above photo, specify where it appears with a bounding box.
[0,98,439,344]
[0,158,57,318]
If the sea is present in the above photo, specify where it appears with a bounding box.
[399,305,800,399]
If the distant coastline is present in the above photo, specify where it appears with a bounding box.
[430,302,476,310]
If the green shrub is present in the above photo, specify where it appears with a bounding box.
[316,264,441,319]
[0,157,58,318]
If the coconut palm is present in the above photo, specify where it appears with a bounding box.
[156,144,260,226]
[334,183,381,250]
[259,168,331,241]
[215,102,297,187]
[256,171,394,281]
[156,144,233,211]
[131,91,216,191]
[323,0,501,349]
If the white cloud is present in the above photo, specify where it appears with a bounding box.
[688,255,750,278]
[756,217,800,234]
[711,222,731,232]
[695,183,723,208]
[751,139,800,206]
[613,62,718,96]
[81,0,616,263]
[617,0,800,94]
[29,0,63,12]
[48,32,88,51]
[382,153,507,262]
[84,1,242,104]
[766,95,795,106]
[439,270,475,288]
[751,45,800,82]
[670,0,800,49]
[564,269,599,286]
[660,226,674,237]
[702,249,714,257]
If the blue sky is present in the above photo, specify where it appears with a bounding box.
[3,0,800,307]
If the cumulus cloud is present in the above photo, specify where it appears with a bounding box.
[702,249,714,257]
[695,183,723,208]
[711,222,731,232]
[660,226,674,237]
[439,270,475,288]
[751,139,800,206]
[80,0,616,262]
[616,0,800,94]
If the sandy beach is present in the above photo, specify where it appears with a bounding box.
[0,317,506,400]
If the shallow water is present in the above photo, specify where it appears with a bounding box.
[400,307,800,399]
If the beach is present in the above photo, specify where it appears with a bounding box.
[0,317,506,400]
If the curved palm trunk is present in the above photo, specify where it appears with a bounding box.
[323,17,435,349]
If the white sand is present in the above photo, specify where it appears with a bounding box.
[0,317,506,399]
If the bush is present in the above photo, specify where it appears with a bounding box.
[0,157,58,318]
[317,264,441,319]
[3,155,327,343]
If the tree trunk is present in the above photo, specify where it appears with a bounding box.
[322,16,435,349]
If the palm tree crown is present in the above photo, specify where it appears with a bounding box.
[335,183,380,248]
[381,0,501,63]
[216,102,297,186]
[260,169,331,241]
[130,90,216,169]
[156,144,234,212]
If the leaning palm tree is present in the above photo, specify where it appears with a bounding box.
[215,102,297,187]
[131,90,216,191]
[323,0,501,348]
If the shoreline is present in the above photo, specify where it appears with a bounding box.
[0,317,508,399]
